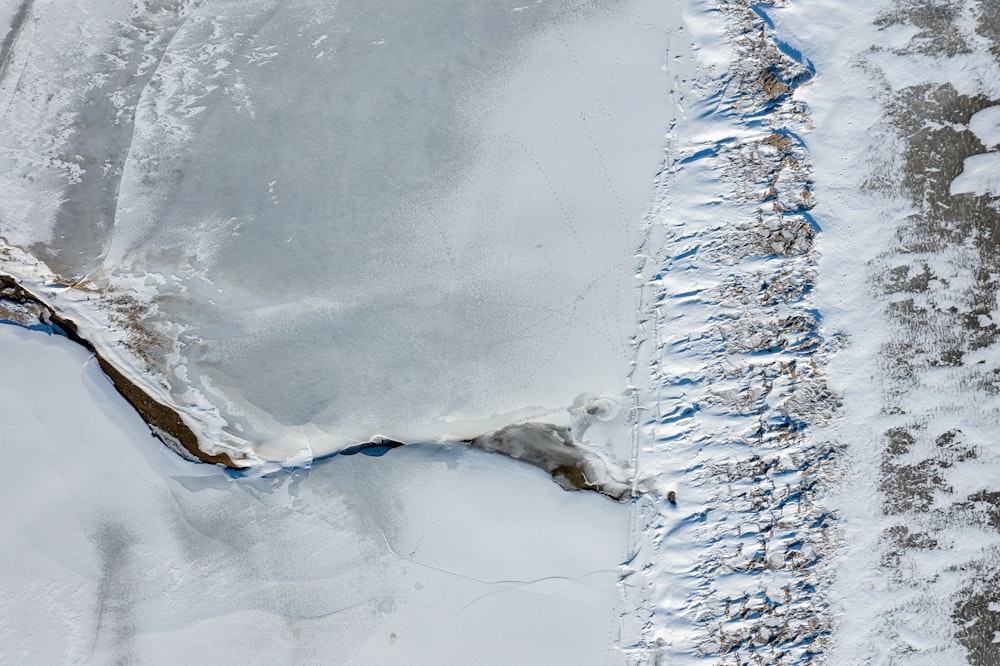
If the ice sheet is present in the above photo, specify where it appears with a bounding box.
[0,0,689,466]
[0,325,630,664]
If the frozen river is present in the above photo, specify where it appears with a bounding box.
[0,0,689,464]
[4,0,1000,663]
[0,324,631,664]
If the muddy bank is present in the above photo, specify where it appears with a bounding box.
[466,423,633,501]
[0,274,237,468]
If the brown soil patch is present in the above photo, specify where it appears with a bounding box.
[0,274,237,468]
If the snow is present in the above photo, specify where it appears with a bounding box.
[615,0,840,658]
[970,105,1000,149]
[951,152,1000,197]
[779,0,919,657]
[785,0,1000,661]
[952,104,1000,197]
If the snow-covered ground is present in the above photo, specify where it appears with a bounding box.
[4,0,1000,663]
[809,0,1000,661]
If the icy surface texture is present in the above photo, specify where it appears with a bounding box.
[0,325,630,664]
[0,0,685,463]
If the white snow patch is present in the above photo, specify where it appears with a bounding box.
[0,323,633,664]
[970,105,1000,150]
[951,152,1000,197]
